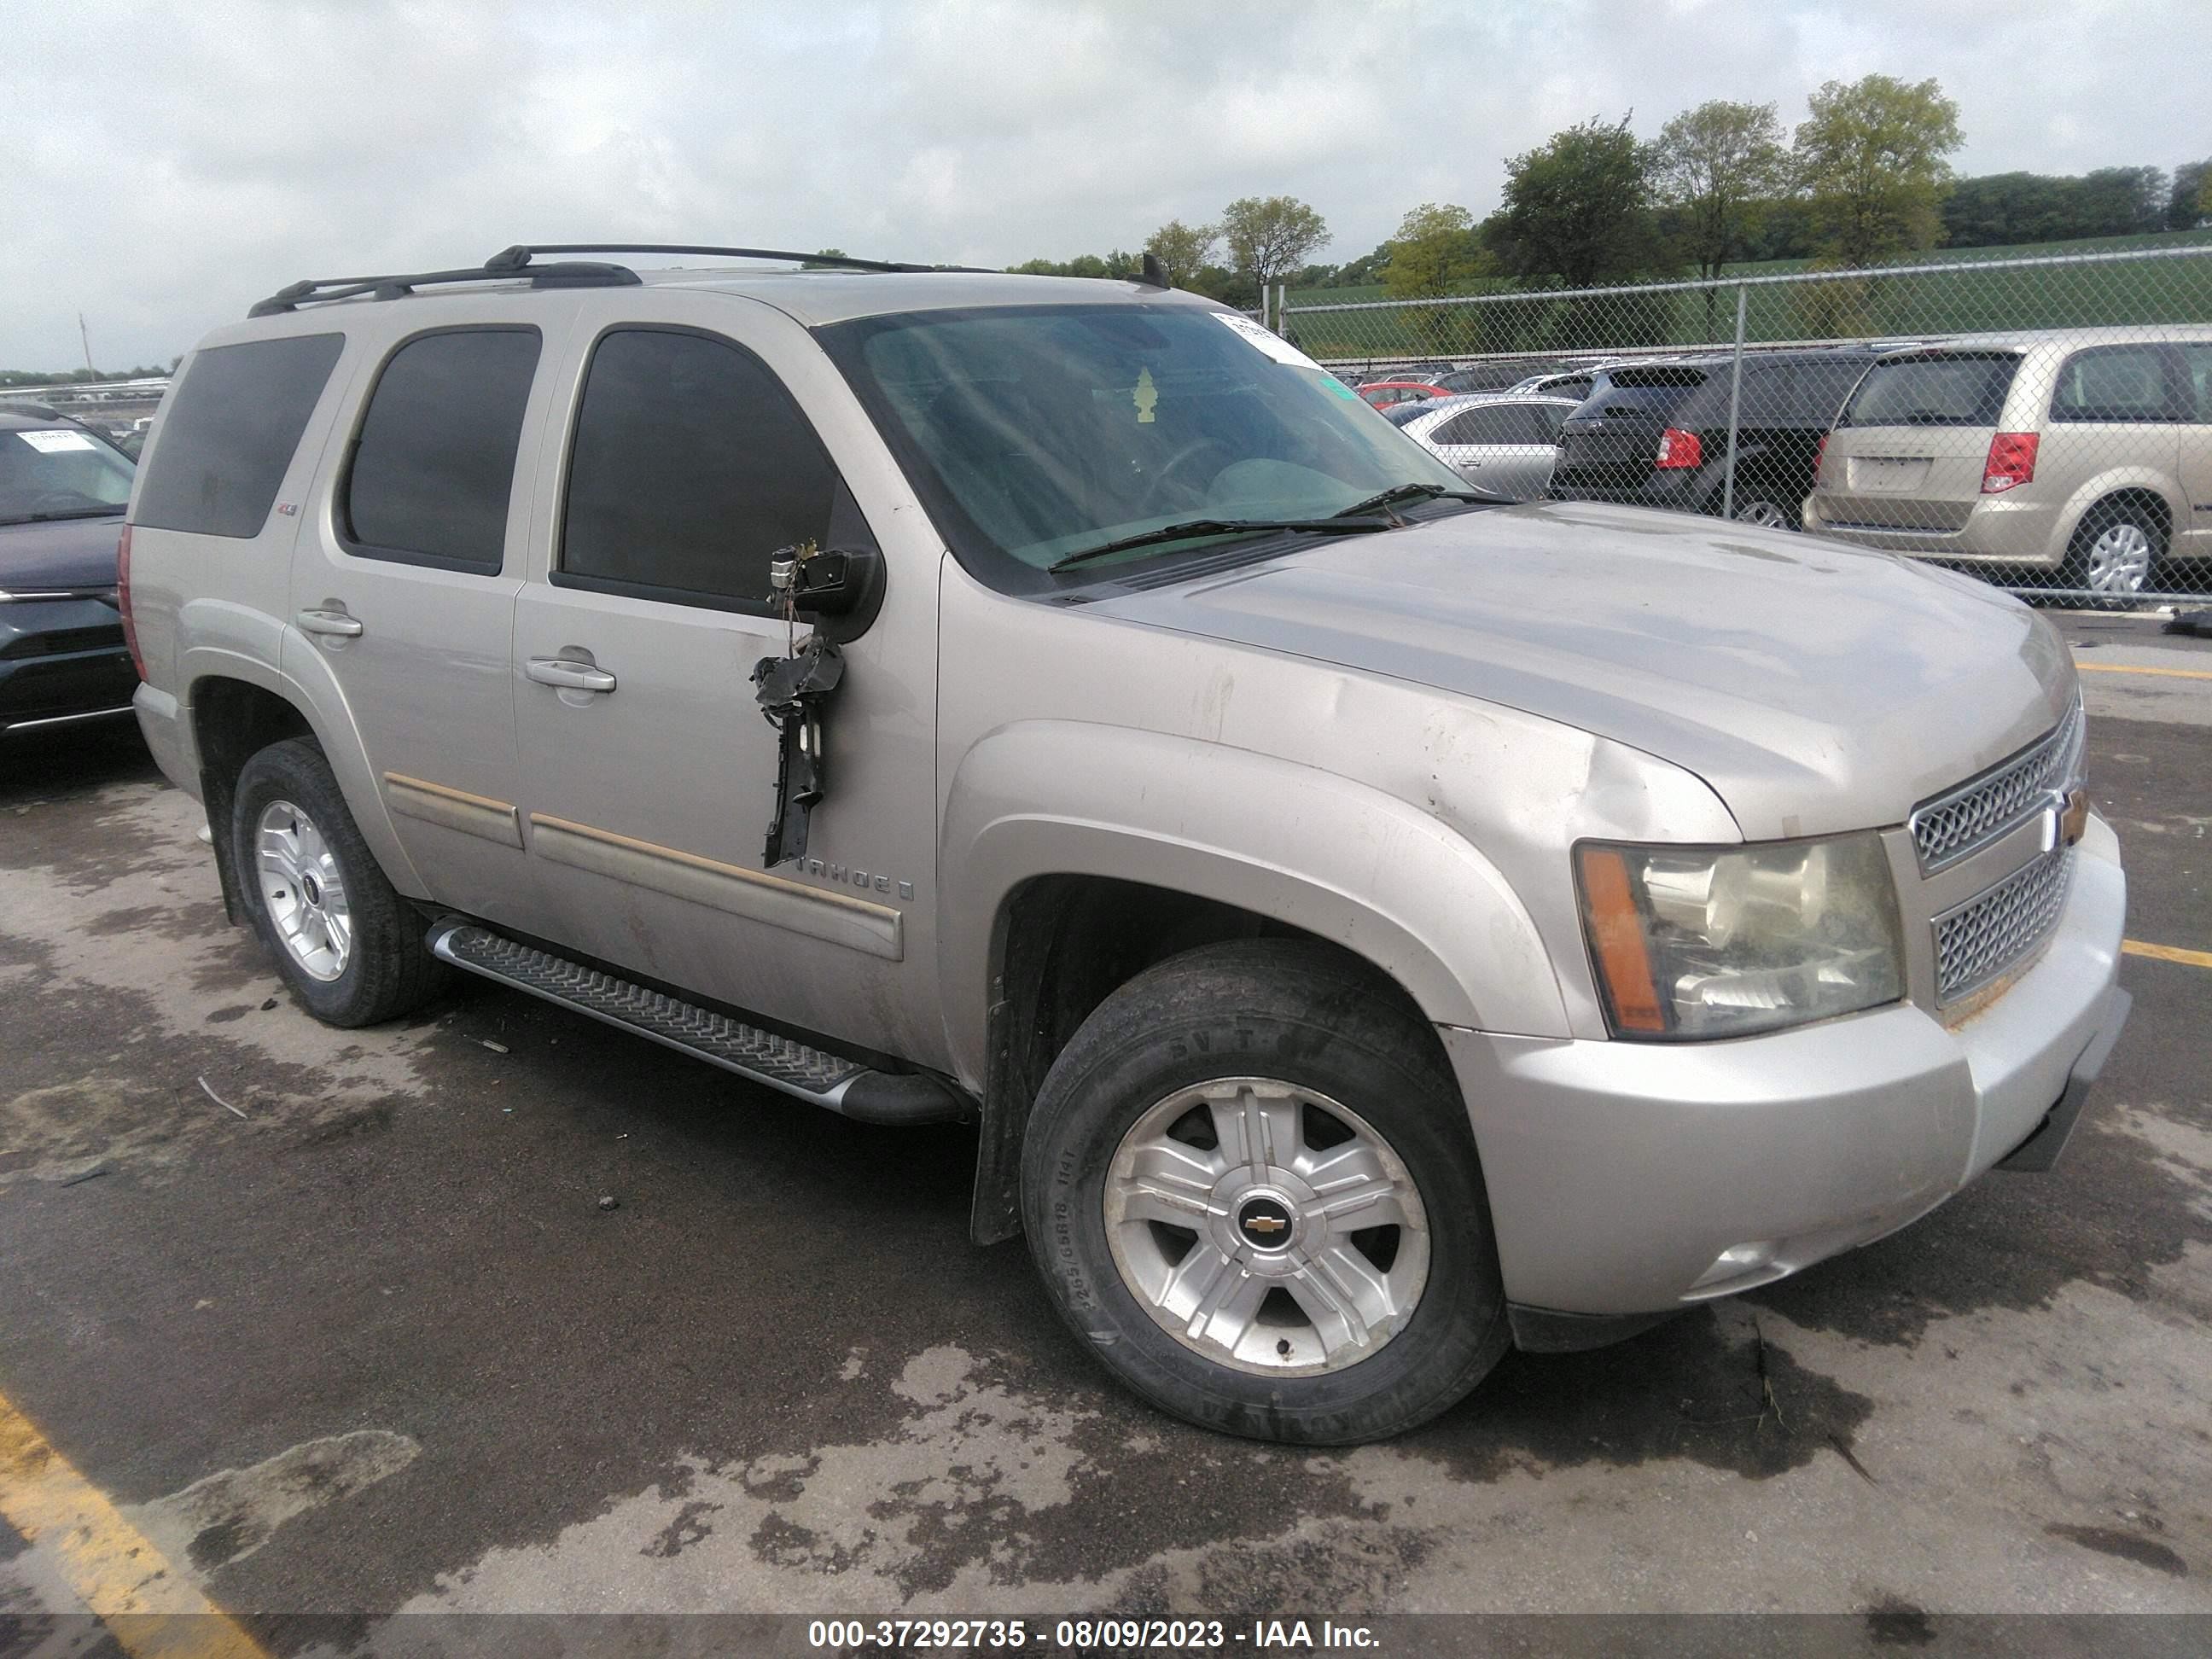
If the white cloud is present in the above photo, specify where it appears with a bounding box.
[3,0,2207,366]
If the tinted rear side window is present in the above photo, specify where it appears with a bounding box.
[342,329,541,571]
[1608,366,1707,391]
[1687,358,1873,427]
[2183,343,2212,420]
[1433,406,1522,446]
[134,334,344,538]
[1840,353,2019,429]
[561,328,849,609]
[2048,344,2183,423]
[1575,370,1702,422]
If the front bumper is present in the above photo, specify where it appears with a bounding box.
[1443,818,2128,1318]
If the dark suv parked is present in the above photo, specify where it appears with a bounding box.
[1549,349,1883,528]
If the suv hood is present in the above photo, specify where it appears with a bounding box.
[1088,501,2075,841]
[0,514,126,591]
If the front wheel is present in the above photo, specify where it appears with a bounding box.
[1021,939,1510,1443]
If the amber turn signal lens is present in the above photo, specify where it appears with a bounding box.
[1578,847,1667,1033]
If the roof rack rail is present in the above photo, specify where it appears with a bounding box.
[487,243,998,276]
[247,258,640,317]
[246,242,1008,318]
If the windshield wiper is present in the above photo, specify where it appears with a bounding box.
[22,505,127,522]
[1330,481,1487,519]
[1047,515,1393,574]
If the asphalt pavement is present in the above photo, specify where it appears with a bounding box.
[0,613,2207,1646]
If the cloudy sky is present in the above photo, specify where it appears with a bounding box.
[4,0,2206,370]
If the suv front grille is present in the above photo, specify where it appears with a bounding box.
[1934,844,2075,1003]
[1908,700,2084,872]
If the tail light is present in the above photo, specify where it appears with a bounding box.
[117,524,144,680]
[1813,432,1829,482]
[1981,432,2039,494]
[1655,428,1703,469]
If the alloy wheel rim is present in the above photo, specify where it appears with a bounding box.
[2086,524,2152,593]
[254,800,352,981]
[1103,1077,1430,1377]
[1732,499,1791,528]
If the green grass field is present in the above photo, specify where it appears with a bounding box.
[1286,226,2212,364]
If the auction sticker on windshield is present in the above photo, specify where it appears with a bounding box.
[1211,311,1326,373]
[15,429,98,452]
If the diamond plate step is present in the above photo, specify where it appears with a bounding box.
[427,921,966,1124]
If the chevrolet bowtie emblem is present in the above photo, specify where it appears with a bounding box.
[1246,1215,1287,1234]
[2045,785,2090,852]
[2059,786,2090,847]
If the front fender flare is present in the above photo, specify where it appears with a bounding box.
[937,721,1569,1091]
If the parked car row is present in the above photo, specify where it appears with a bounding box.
[1367,329,2212,595]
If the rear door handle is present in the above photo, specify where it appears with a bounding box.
[526,657,616,694]
[297,608,363,637]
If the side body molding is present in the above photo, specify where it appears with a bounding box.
[935,721,1570,1091]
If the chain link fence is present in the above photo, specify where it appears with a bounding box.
[1284,243,2212,608]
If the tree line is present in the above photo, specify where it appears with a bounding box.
[0,362,177,388]
[1009,75,2211,309]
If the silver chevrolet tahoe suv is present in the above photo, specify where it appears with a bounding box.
[123,244,2130,1444]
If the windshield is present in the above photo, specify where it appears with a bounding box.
[1840,352,2021,429]
[0,425,136,524]
[819,303,1466,584]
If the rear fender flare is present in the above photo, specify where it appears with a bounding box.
[2056,469,2186,556]
[182,626,423,899]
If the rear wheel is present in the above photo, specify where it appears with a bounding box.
[1729,496,1796,530]
[2063,500,2166,596]
[231,737,447,1027]
[1021,939,1510,1443]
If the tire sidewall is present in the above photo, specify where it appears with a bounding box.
[1731,497,1796,530]
[2066,502,2164,594]
[1022,959,1508,1443]
[231,740,403,1025]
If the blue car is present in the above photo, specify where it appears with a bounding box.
[0,402,139,738]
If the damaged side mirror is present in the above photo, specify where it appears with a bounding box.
[786,546,884,638]
[754,542,882,868]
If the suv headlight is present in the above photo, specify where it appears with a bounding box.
[1575,833,1904,1041]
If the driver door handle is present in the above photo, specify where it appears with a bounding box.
[297,608,363,637]
[526,657,616,694]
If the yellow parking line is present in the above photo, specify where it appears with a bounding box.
[0,1390,267,1659]
[2124,939,2212,970]
[2076,662,2212,681]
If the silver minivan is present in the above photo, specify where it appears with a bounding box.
[123,246,2128,1443]
[1806,325,2212,594]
